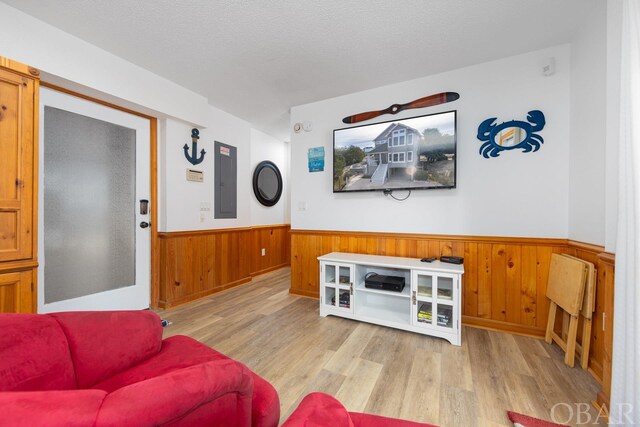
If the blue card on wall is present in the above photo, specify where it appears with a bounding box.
[308,147,325,172]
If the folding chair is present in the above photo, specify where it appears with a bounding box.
[544,253,588,367]
[559,254,596,369]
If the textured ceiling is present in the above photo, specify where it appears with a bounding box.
[3,0,587,140]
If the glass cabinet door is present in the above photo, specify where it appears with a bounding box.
[412,271,457,332]
[325,264,336,285]
[413,271,434,327]
[338,266,351,286]
[417,274,433,298]
[321,262,353,313]
[416,300,433,325]
[436,304,454,329]
[434,275,455,330]
[436,276,453,302]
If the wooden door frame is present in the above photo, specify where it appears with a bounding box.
[39,83,160,308]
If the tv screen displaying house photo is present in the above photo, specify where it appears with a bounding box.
[333,110,457,193]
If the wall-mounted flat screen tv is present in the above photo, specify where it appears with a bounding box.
[333,110,456,193]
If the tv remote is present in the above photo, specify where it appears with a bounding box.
[420,257,436,263]
[440,256,464,264]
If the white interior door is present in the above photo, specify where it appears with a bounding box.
[38,87,151,312]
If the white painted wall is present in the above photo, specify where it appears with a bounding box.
[0,3,209,127]
[290,45,571,238]
[0,2,290,233]
[605,0,623,253]
[250,129,290,226]
[159,123,290,232]
[159,112,253,232]
[160,118,290,232]
[568,1,607,246]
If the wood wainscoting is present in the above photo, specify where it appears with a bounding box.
[289,229,615,394]
[593,251,615,416]
[157,224,290,309]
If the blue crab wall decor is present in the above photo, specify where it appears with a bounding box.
[476,110,546,158]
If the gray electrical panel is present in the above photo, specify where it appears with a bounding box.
[214,141,237,219]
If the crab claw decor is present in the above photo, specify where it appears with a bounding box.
[476,110,546,158]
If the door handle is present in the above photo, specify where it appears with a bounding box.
[140,221,150,229]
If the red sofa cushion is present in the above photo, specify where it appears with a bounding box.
[95,360,253,427]
[350,412,437,427]
[283,393,437,427]
[49,311,163,388]
[0,314,76,391]
[92,335,280,427]
[0,389,106,427]
[282,392,354,427]
[91,335,228,392]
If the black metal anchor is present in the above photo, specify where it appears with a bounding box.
[184,128,206,165]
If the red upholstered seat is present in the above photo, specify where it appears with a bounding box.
[0,311,279,427]
[282,392,437,427]
[0,314,77,392]
[93,335,279,427]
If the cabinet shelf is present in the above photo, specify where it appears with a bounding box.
[356,306,411,326]
[319,252,464,346]
[355,282,411,298]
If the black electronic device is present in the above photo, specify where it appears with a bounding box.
[364,272,405,292]
[420,257,436,263]
[440,256,464,265]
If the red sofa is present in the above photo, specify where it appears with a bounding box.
[282,392,436,427]
[0,311,279,427]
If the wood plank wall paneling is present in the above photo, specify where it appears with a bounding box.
[157,224,290,309]
[289,230,615,395]
[594,252,615,413]
[252,225,291,276]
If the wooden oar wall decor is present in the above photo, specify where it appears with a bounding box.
[342,92,460,124]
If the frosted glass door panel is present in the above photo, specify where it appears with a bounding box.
[44,107,135,303]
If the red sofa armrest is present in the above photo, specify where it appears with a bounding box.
[0,389,107,427]
[95,359,254,427]
[48,311,163,388]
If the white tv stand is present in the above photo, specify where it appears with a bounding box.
[318,252,464,346]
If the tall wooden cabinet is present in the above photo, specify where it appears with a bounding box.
[0,57,39,313]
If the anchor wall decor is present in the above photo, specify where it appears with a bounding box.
[184,128,206,165]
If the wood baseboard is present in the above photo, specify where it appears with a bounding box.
[588,362,604,385]
[592,396,609,424]
[461,315,545,338]
[158,276,252,309]
[288,288,319,299]
[251,262,290,277]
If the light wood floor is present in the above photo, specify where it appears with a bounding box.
[158,267,604,427]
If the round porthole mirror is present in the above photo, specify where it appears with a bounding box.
[253,161,283,207]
